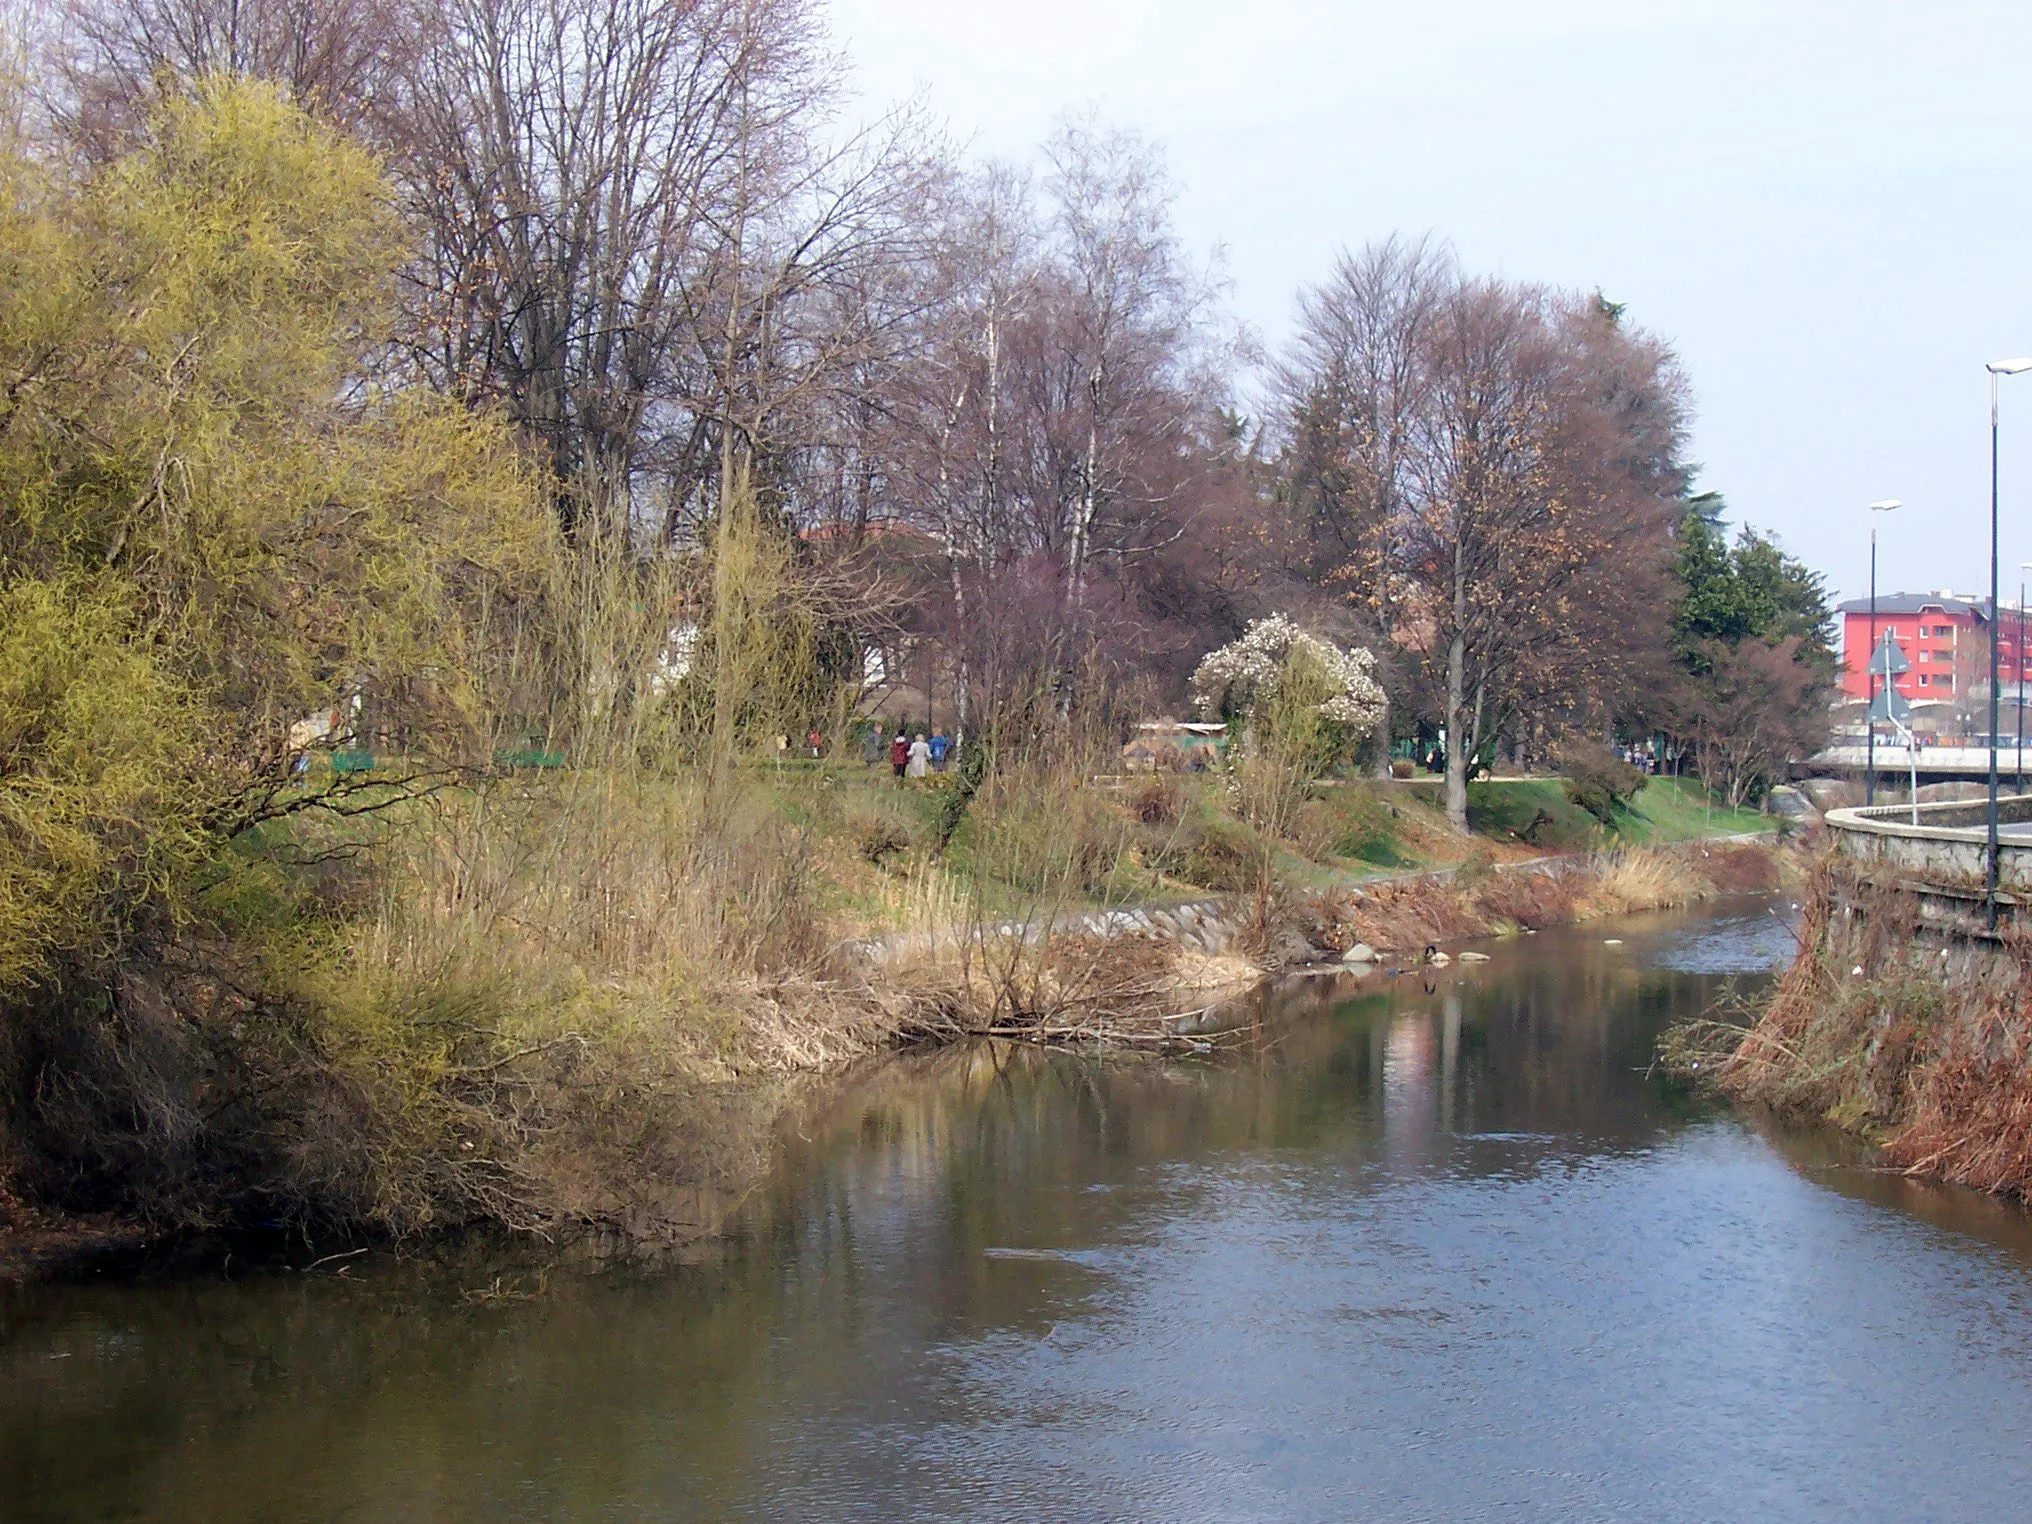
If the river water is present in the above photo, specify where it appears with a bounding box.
[9,896,2032,1522]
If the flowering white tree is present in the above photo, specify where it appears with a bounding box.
[1190,615,1385,752]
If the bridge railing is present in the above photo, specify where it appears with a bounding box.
[1807,745,2032,777]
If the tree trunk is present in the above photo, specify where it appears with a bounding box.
[1445,627,1469,830]
[937,393,970,751]
[1059,363,1104,717]
[1445,542,1470,830]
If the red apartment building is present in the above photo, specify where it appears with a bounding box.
[1837,592,2032,702]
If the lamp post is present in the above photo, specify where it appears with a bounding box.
[2020,561,2032,787]
[1984,359,2032,931]
[1866,499,1900,806]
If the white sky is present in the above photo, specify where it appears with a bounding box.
[828,0,2032,612]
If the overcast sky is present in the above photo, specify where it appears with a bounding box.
[829,0,2032,612]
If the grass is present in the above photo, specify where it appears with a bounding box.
[4,733,1783,1249]
[1465,775,1766,851]
[1612,777,1771,843]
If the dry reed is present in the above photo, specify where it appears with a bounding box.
[1715,854,2032,1199]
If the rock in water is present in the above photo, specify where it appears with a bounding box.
[1340,942,1378,964]
[1458,951,1490,963]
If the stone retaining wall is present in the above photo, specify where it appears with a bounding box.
[1823,794,2032,937]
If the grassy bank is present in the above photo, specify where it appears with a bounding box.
[2,751,1777,1265]
[1692,860,2032,1200]
[1461,775,1769,850]
[1293,839,1783,958]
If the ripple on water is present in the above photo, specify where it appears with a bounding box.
[1648,906,1799,974]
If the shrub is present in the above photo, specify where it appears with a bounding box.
[967,773,1132,900]
[1131,774,1185,825]
[1181,807,1264,891]
[1701,842,1780,892]
[854,816,911,866]
[1557,741,1647,826]
[1346,878,1490,952]
[1289,799,1343,862]
[1190,615,1386,756]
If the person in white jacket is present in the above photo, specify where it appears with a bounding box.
[906,732,932,779]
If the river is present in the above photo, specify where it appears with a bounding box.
[8,896,2032,1522]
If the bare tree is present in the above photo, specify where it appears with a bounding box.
[856,128,1237,740]
[1278,235,1450,573]
[393,0,938,548]
[1281,249,1687,827]
[1671,636,1829,806]
[1277,236,1453,764]
[44,0,416,150]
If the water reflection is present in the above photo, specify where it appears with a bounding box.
[7,896,2032,1522]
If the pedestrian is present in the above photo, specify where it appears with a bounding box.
[807,726,824,759]
[907,731,931,780]
[928,731,950,770]
[890,729,910,782]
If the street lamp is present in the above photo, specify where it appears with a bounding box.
[2020,560,2032,788]
[1984,358,2032,931]
[1866,499,1900,806]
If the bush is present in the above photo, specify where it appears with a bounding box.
[1183,809,1265,890]
[966,773,1133,900]
[1556,741,1647,826]
[1289,799,1343,861]
[1472,870,1578,929]
[854,816,911,866]
[1131,774,1185,825]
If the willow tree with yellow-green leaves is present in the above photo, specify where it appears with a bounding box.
[0,79,551,1217]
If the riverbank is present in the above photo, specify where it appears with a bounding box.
[39,896,2032,1524]
[1,784,1786,1280]
[1704,856,2032,1200]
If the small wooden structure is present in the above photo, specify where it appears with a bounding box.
[1120,720,1227,773]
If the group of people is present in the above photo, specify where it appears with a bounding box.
[883,727,951,781]
[773,723,956,781]
[1616,740,1673,776]
[773,729,828,761]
